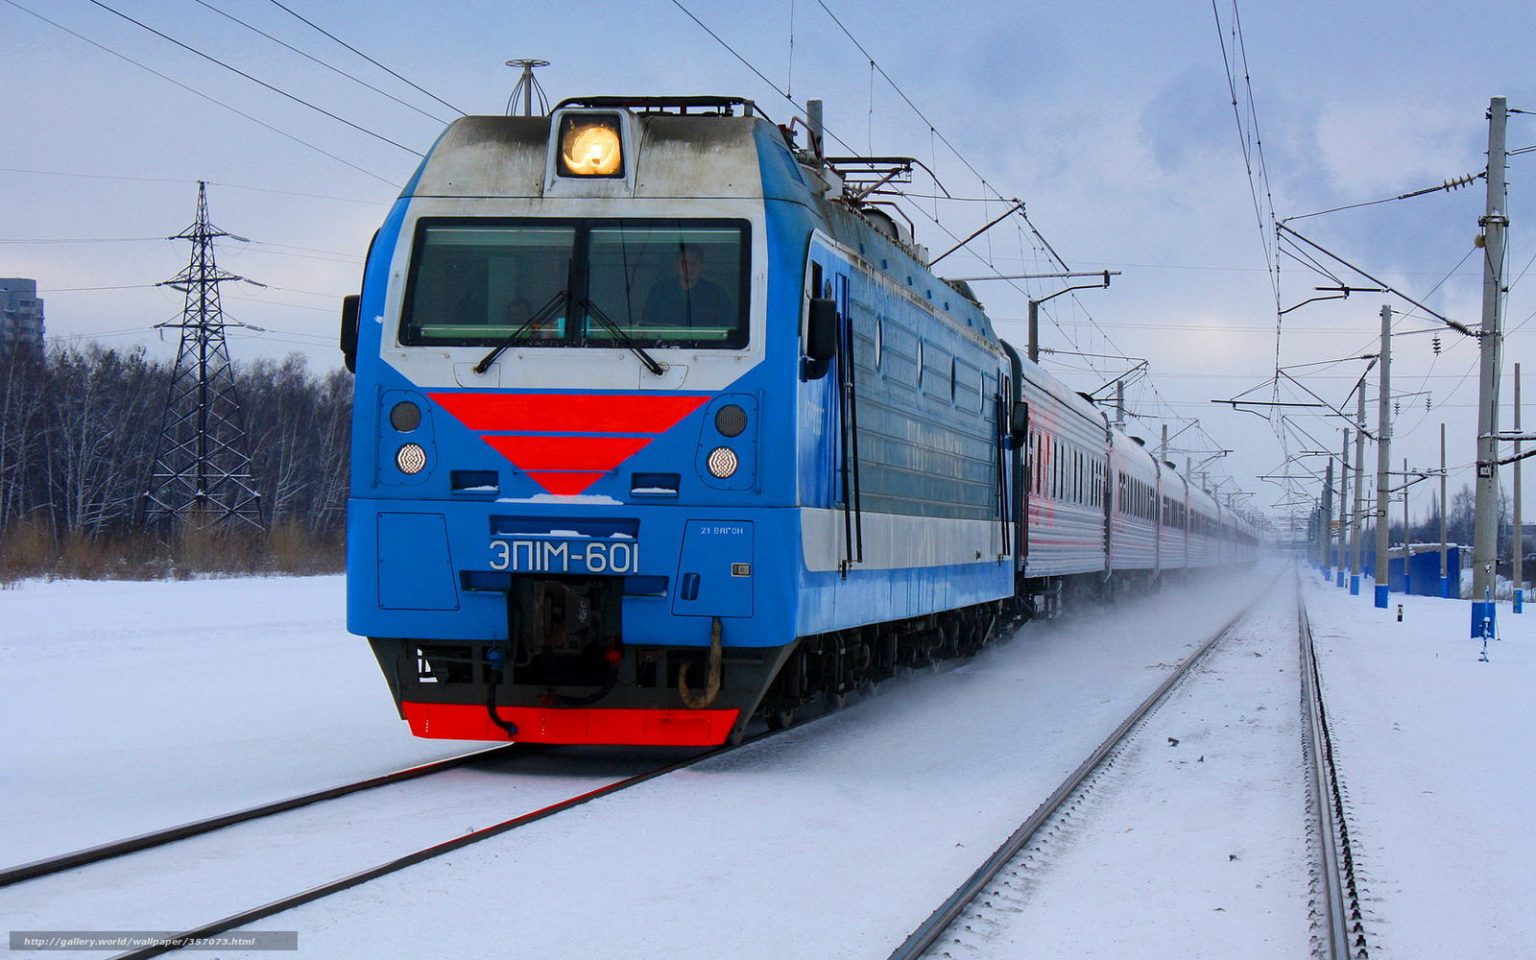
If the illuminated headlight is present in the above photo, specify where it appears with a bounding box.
[396,443,428,475]
[558,115,623,177]
[706,446,739,479]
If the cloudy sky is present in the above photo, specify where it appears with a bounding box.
[4,0,1534,531]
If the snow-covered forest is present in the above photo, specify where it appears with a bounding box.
[0,345,350,579]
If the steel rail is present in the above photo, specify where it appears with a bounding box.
[886,606,1252,960]
[99,703,860,960]
[1299,596,1369,959]
[0,744,518,888]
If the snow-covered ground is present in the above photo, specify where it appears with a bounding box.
[1,576,486,865]
[3,564,1530,958]
[1303,572,1536,959]
[934,579,1312,959]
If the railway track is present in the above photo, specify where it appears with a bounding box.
[885,607,1252,960]
[99,744,733,960]
[1299,597,1370,960]
[31,696,862,960]
[82,640,993,960]
[0,744,517,887]
[886,578,1373,960]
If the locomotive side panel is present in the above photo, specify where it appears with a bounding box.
[794,230,1014,636]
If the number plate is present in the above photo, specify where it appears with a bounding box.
[489,538,640,575]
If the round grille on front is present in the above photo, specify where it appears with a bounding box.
[706,446,739,479]
[714,404,748,437]
[390,401,422,432]
[396,443,428,475]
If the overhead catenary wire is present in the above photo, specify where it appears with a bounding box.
[81,0,424,157]
[808,1,1240,485]
[0,165,387,205]
[263,0,466,118]
[1,0,400,186]
[1283,172,1484,223]
[189,0,455,125]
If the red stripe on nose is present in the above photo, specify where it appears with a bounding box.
[430,393,707,434]
[524,472,608,495]
[484,435,649,473]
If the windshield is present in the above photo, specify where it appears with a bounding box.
[401,218,749,349]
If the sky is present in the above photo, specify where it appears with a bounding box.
[3,0,1534,533]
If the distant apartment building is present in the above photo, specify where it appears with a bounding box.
[0,278,45,354]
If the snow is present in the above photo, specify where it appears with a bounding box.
[0,576,487,865]
[2,563,1531,958]
[1303,572,1536,959]
[939,581,1313,959]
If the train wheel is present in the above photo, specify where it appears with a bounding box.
[767,707,796,730]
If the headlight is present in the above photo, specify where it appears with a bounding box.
[714,404,747,438]
[396,443,428,475]
[559,115,623,177]
[390,401,421,432]
[706,446,739,479]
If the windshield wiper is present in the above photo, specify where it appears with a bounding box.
[473,290,568,374]
[581,297,666,376]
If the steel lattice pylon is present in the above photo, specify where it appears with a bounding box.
[142,181,264,530]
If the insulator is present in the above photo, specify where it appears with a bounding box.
[1426,396,1432,410]
[1394,400,1400,415]
[1432,335,1441,355]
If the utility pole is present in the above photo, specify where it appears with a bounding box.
[1321,458,1335,576]
[1440,423,1450,598]
[1516,362,1524,612]
[1115,379,1125,428]
[1159,423,1168,465]
[1011,271,1116,363]
[1403,456,1412,595]
[1350,386,1366,596]
[1375,304,1392,609]
[1338,429,1350,587]
[1472,95,1509,636]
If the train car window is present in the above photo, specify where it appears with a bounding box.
[400,218,749,349]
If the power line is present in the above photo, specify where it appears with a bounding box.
[1211,0,1283,419]
[1283,172,1484,222]
[2,0,399,186]
[0,165,388,204]
[81,0,423,157]
[263,0,465,117]
[190,0,453,125]
[671,0,1250,494]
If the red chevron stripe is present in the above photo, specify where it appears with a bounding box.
[524,471,608,495]
[484,435,649,472]
[430,392,708,434]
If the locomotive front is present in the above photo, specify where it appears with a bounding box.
[345,99,812,746]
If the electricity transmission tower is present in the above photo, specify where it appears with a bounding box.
[141,181,264,531]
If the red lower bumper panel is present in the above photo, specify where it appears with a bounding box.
[401,702,741,746]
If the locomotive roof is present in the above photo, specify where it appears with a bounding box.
[405,113,778,200]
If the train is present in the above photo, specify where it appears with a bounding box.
[340,95,1258,747]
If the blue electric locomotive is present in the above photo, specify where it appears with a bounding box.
[342,95,1254,747]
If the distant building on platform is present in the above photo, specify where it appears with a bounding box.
[0,278,45,354]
